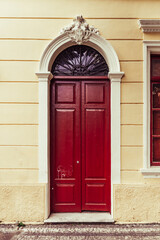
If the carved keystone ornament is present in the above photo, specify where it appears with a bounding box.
[60,15,100,44]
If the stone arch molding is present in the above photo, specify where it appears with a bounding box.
[38,29,120,73]
[36,16,124,220]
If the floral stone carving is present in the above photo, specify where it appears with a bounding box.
[60,15,100,44]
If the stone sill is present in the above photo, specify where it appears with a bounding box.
[45,212,114,223]
[141,168,160,178]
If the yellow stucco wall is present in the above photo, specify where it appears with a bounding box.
[1,0,160,222]
[114,184,160,223]
[0,184,45,222]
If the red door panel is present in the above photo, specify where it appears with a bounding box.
[50,81,81,212]
[85,109,105,178]
[82,81,110,211]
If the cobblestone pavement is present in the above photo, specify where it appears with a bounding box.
[1,223,160,240]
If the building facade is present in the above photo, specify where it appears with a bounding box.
[1,0,160,223]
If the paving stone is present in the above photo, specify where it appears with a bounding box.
[1,224,160,240]
[0,232,17,240]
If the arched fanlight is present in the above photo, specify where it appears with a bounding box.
[51,45,109,76]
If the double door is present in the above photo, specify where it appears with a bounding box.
[50,77,110,212]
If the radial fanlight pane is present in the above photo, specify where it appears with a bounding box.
[52,45,109,76]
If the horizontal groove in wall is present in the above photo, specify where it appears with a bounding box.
[121,82,144,84]
[121,145,143,147]
[0,81,143,83]
[0,81,38,83]
[0,38,53,41]
[121,81,144,83]
[0,60,143,63]
[121,169,139,172]
[0,146,38,148]
[0,17,139,20]
[108,39,143,41]
[0,102,39,104]
[0,102,144,105]
[120,60,143,62]
[0,60,40,62]
[0,38,143,41]
[0,145,38,147]
[0,81,143,84]
[121,103,144,105]
[121,124,143,126]
[0,168,38,170]
[0,124,38,126]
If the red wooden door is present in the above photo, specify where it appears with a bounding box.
[50,77,110,212]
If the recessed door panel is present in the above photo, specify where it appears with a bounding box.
[55,109,75,169]
[86,184,105,203]
[85,109,105,178]
[55,184,75,203]
[85,83,105,104]
[55,83,75,103]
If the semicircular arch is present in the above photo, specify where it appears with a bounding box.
[38,32,120,73]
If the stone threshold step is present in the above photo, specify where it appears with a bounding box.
[45,212,114,223]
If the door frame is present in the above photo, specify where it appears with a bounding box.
[50,76,111,212]
[36,32,124,220]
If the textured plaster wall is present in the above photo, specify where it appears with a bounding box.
[0,184,45,222]
[114,184,160,223]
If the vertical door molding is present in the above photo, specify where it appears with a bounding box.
[35,72,53,219]
[109,73,124,184]
[109,72,123,218]
[35,72,53,183]
[36,29,124,220]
